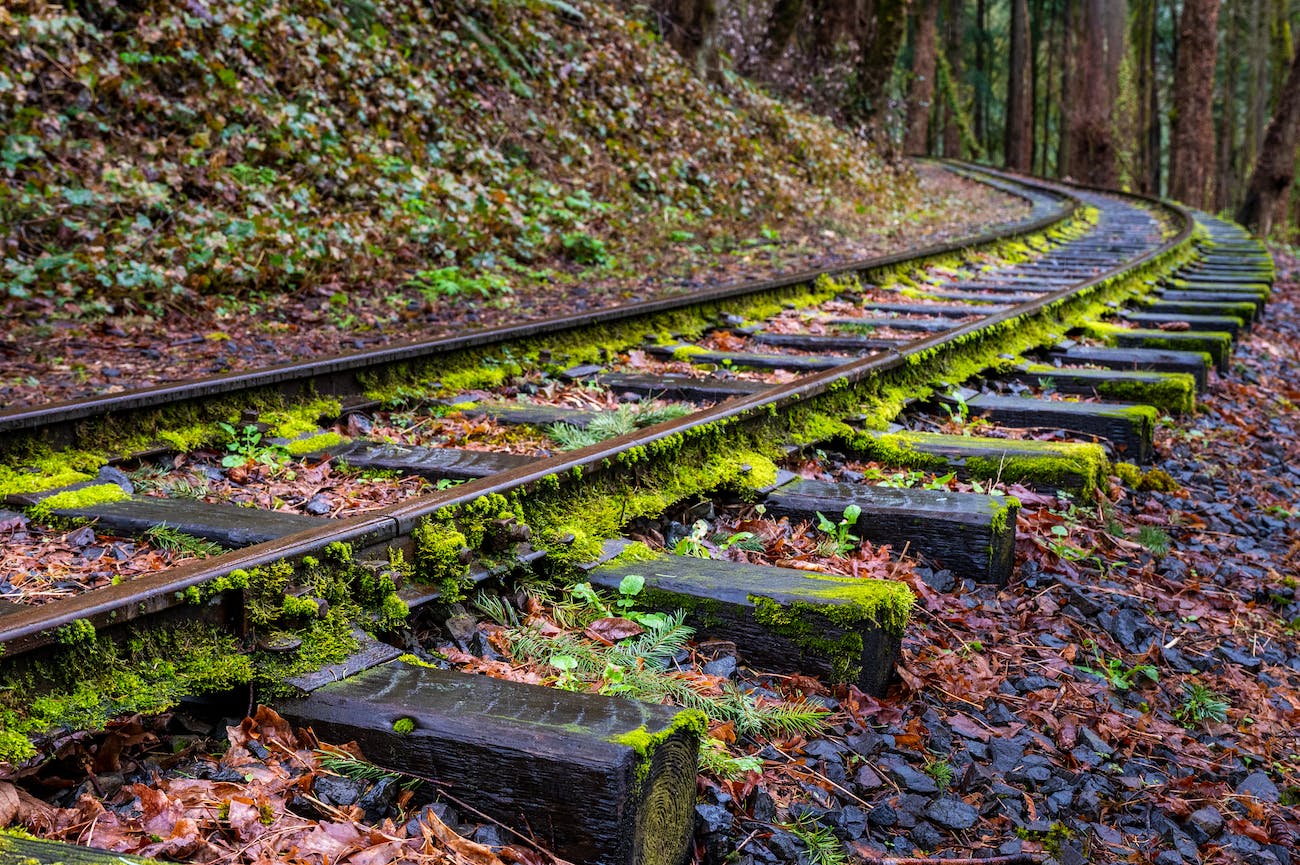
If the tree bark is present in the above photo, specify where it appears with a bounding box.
[1216,0,1242,210]
[659,0,719,79]
[1065,0,1116,185]
[851,0,909,127]
[1132,0,1159,194]
[1169,0,1220,207]
[1004,0,1032,170]
[1237,43,1300,235]
[762,0,806,63]
[942,0,965,156]
[974,0,988,147]
[904,0,941,154]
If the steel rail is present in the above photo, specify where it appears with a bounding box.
[0,166,1193,659]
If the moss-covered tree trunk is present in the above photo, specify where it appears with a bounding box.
[904,0,941,154]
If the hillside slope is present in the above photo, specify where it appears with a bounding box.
[0,0,1022,406]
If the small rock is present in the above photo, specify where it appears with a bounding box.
[764,828,803,861]
[910,821,944,850]
[867,803,897,828]
[881,759,939,794]
[835,805,867,840]
[471,825,503,847]
[1236,771,1280,802]
[1187,805,1224,839]
[305,494,332,516]
[695,803,733,835]
[922,568,956,593]
[312,773,363,808]
[66,526,96,548]
[357,776,397,823]
[923,797,978,830]
[97,466,135,494]
[854,763,884,789]
[703,655,738,678]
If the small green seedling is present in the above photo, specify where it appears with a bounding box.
[816,504,862,555]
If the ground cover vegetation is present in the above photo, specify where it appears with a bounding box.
[0,0,1025,409]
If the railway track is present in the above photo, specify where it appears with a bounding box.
[0,164,1273,865]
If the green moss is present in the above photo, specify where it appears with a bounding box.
[412,519,470,584]
[1136,467,1179,492]
[262,399,343,440]
[847,431,1109,497]
[55,619,95,646]
[0,448,106,498]
[1085,323,1233,368]
[179,568,251,606]
[747,576,913,682]
[989,495,1021,537]
[0,623,251,765]
[608,709,708,787]
[283,431,349,455]
[605,541,662,567]
[1096,373,1196,415]
[1097,402,1159,442]
[29,483,130,520]
[1113,462,1143,487]
[393,717,416,735]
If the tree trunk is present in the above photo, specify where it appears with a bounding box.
[1132,0,1158,194]
[1237,44,1300,235]
[763,0,806,63]
[1065,0,1116,185]
[974,0,987,147]
[942,0,965,156]
[851,0,909,126]
[905,0,941,154]
[1216,0,1242,210]
[659,0,719,79]
[1004,0,1032,170]
[1169,0,1219,207]
[1056,0,1075,177]
[1029,0,1044,173]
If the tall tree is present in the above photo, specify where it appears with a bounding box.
[1237,43,1300,234]
[942,0,966,156]
[1065,0,1116,184]
[762,0,805,63]
[1131,0,1161,194]
[1216,0,1244,210]
[1004,0,1033,169]
[1169,0,1219,207]
[905,0,942,153]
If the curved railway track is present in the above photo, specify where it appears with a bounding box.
[0,163,1275,864]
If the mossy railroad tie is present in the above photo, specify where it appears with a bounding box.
[277,660,702,865]
[764,478,1019,585]
[1003,364,1197,415]
[1159,289,1268,315]
[964,393,1157,464]
[29,493,324,548]
[821,316,956,333]
[586,556,912,695]
[1048,346,1210,391]
[337,441,538,481]
[749,332,907,353]
[855,301,1012,317]
[1119,311,1245,337]
[595,373,766,403]
[643,343,845,372]
[1092,326,1233,372]
[459,403,603,428]
[847,431,1109,497]
[1141,298,1257,326]
[0,834,160,865]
